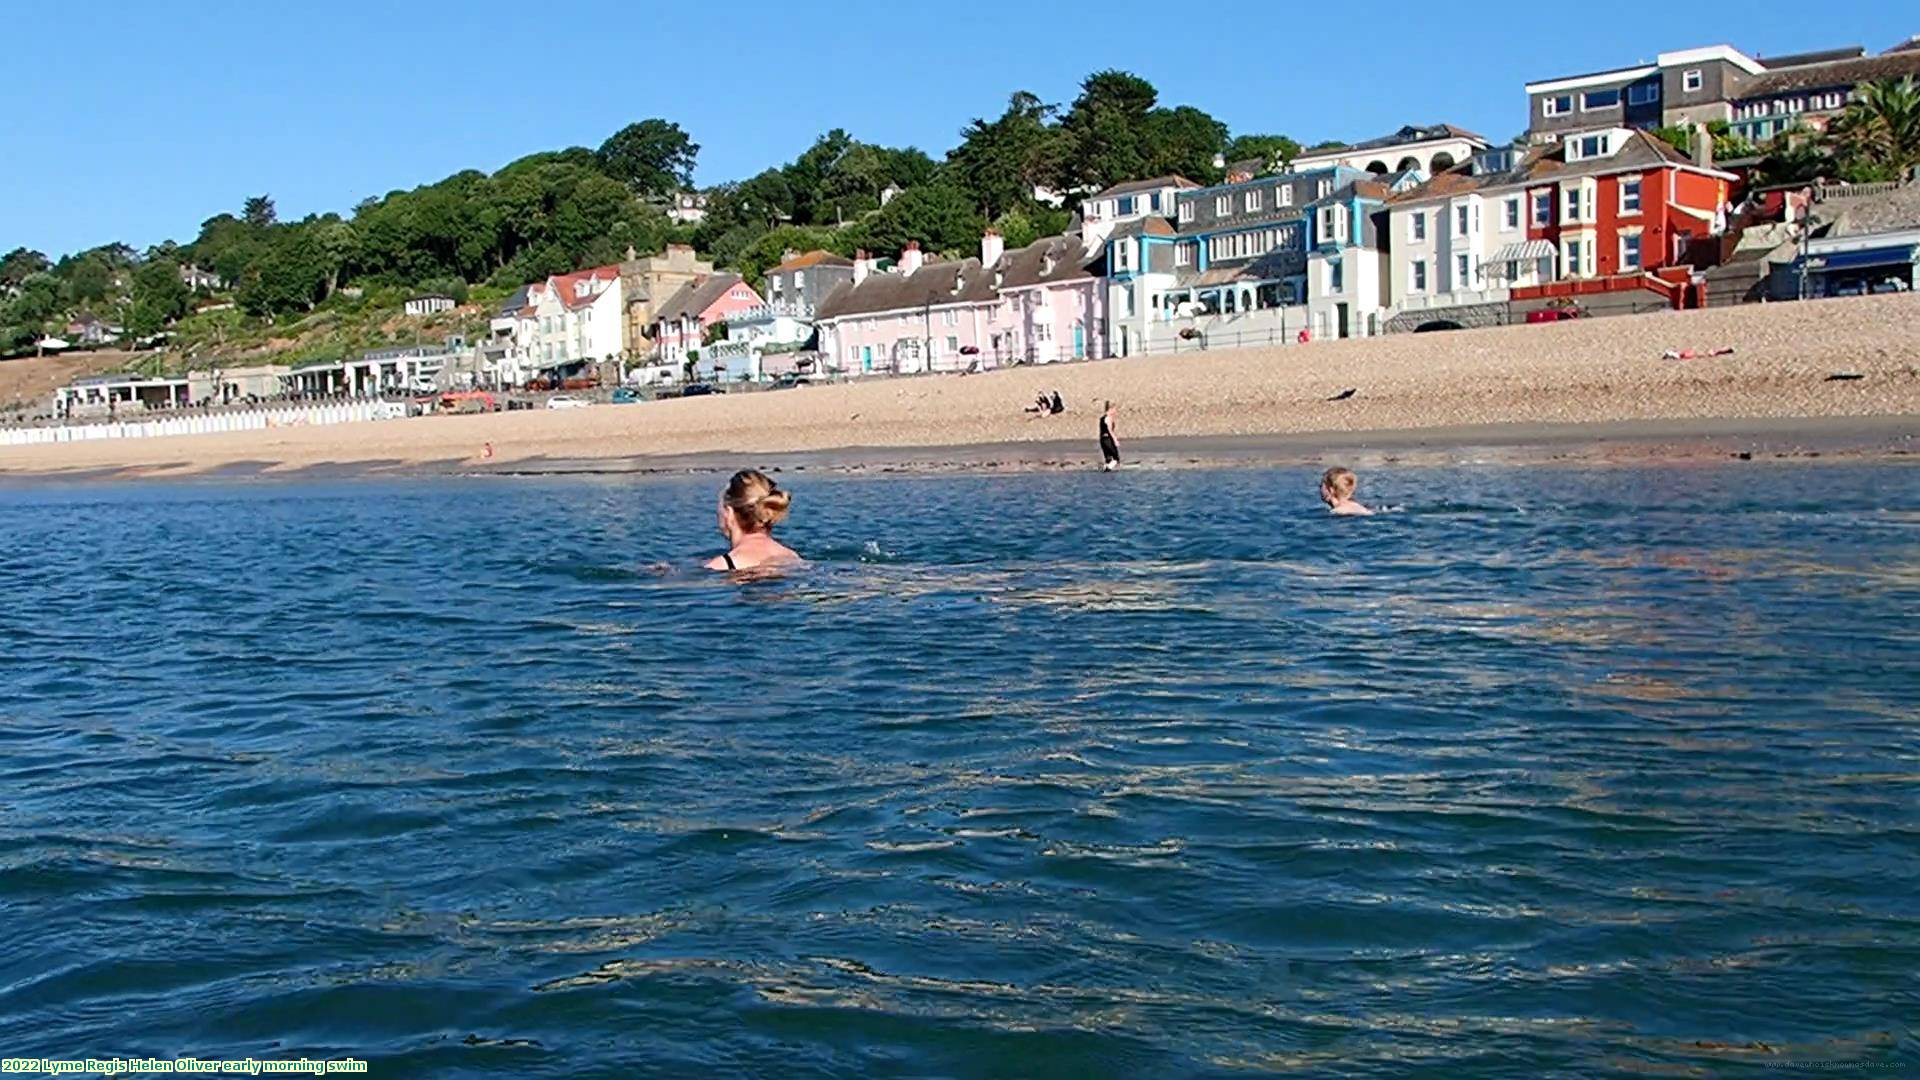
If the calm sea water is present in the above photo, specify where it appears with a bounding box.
[0,465,1915,1077]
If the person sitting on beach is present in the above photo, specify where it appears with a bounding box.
[1049,390,1065,415]
[1319,467,1373,516]
[707,469,801,572]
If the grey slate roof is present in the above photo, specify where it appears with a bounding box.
[1091,175,1199,199]
[1761,46,1866,68]
[816,234,1104,318]
[497,285,531,316]
[1737,50,1920,97]
[1814,181,1920,237]
[654,274,745,323]
[815,259,998,320]
[997,235,1103,288]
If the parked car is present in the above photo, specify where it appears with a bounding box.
[772,373,814,389]
[610,387,643,404]
[680,383,724,397]
[546,395,591,410]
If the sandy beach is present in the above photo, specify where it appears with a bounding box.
[3,293,1916,481]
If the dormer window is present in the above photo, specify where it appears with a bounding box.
[1279,185,1293,207]
[1215,194,1230,216]
[1569,133,1612,160]
[1178,201,1195,223]
[1317,179,1333,198]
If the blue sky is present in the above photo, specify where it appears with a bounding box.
[5,1,1911,259]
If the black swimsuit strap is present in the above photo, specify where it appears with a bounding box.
[724,553,736,570]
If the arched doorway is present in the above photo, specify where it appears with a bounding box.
[1396,156,1421,172]
[1365,160,1389,174]
[1430,151,1457,171]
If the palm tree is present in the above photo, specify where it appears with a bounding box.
[1828,77,1920,182]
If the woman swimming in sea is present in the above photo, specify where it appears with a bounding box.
[707,469,801,571]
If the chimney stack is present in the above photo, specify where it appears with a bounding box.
[899,241,924,276]
[980,228,1005,268]
[853,249,872,285]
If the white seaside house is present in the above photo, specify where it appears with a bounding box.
[526,265,624,380]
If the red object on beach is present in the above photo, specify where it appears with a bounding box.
[1297,328,1311,344]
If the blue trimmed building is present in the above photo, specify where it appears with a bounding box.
[1103,165,1398,352]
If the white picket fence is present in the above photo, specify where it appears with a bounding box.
[0,400,410,448]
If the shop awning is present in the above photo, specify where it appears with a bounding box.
[1809,246,1919,271]
[1486,240,1556,263]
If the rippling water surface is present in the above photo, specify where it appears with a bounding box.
[1,465,1915,1077]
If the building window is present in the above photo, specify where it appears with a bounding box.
[1620,177,1642,215]
[1572,133,1611,159]
[1113,242,1132,272]
[1318,206,1345,244]
[1455,205,1470,235]
[1279,186,1293,207]
[1174,242,1192,267]
[1411,212,1426,241]
[943,309,958,327]
[1620,231,1643,270]
[1582,88,1621,111]
[1683,69,1703,92]
[1543,94,1573,116]
[1150,192,1162,211]
[1628,82,1660,106]
[1411,260,1427,291]
[1216,195,1230,216]
[1533,190,1552,225]
[1563,184,1588,223]
[1246,189,1262,211]
[1178,201,1194,223]
[1117,196,1136,215]
[1563,238,1592,278]
[1317,179,1333,198]
[1456,252,1472,287]
[1503,198,1520,230]
[1329,259,1343,294]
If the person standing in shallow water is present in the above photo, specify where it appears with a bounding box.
[707,469,801,571]
[1099,401,1121,472]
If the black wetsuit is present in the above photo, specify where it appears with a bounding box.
[1099,413,1120,465]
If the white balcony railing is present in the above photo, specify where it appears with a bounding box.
[730,300,813,323]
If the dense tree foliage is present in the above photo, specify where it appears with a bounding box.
[597,120,699,197]
[1830,77,1920,182]
[129,258,190,336]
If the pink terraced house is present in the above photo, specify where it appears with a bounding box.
[649,273,764,368]
[813,233,1107,375]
